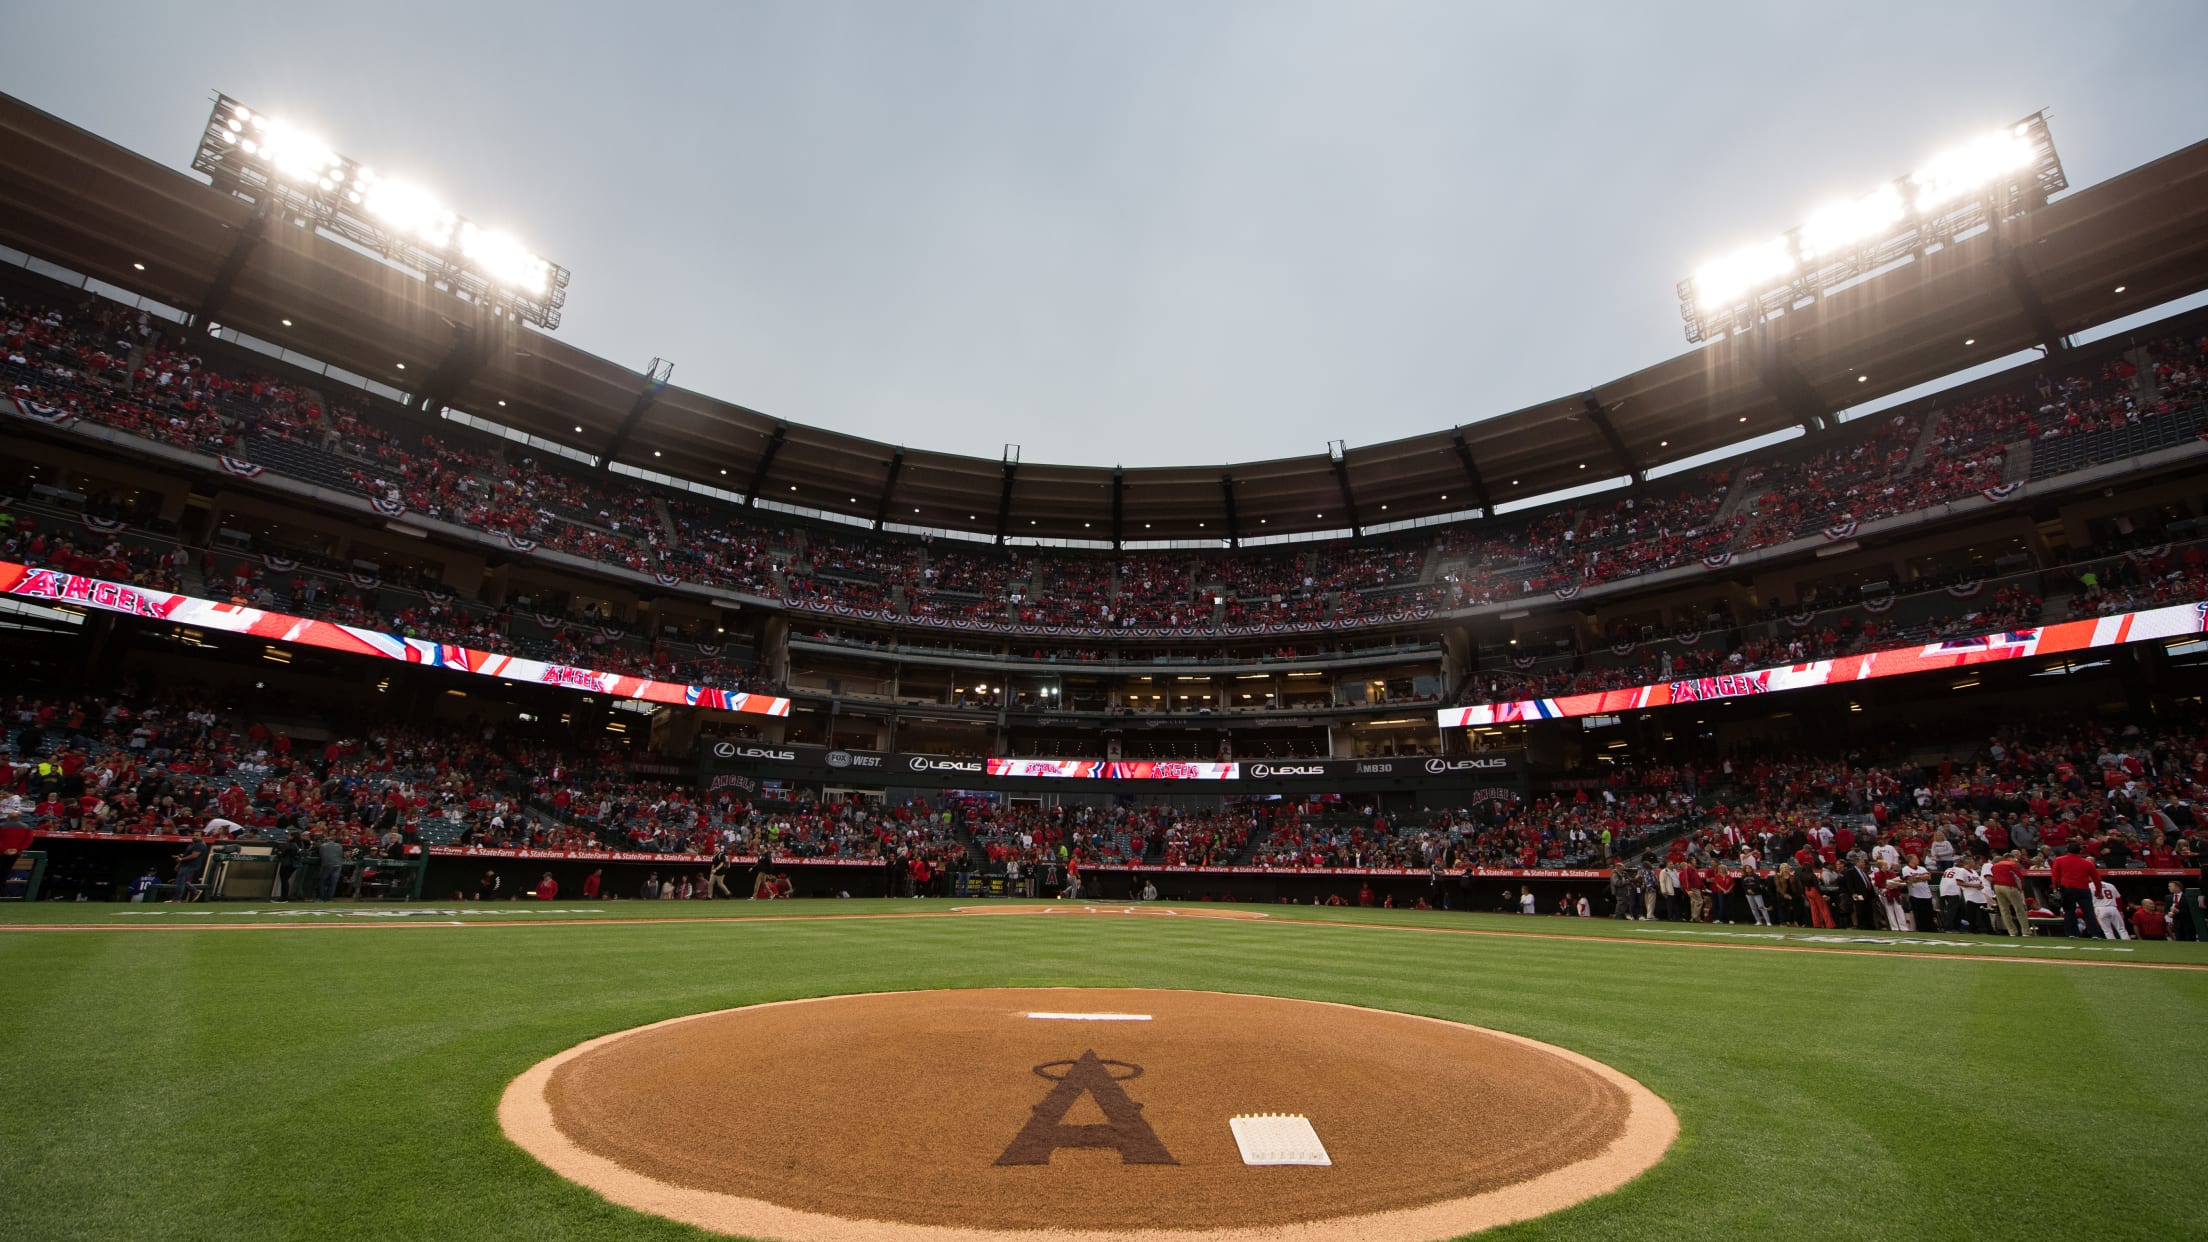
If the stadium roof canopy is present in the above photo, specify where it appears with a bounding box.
[3,91,2207,546]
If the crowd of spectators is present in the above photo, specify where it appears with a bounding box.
[1582,717,2208,939]
[0,689,599,897]
[8,289,2208,649]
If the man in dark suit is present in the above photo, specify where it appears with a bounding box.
[1839,851,1879,930]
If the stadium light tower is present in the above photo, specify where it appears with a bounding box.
[189,93,571,331]
[1677,113,2066,343]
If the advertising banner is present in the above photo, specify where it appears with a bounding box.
[1439,603,2208,728]
[699,742,1523,790]
[0,561,791,718]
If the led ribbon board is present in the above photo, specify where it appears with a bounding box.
[1439,602,2207,728]
[983,758,1244,780]
[0,561,790,718]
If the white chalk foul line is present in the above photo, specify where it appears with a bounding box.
[1024,1012,1154,1021]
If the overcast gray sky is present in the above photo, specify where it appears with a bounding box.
[5,2,2206,469]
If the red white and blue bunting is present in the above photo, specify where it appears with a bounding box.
[370,496,406,518]
[79,514,126,535]
[217,455,265,479]
[1945,580,1984,599]
[17,400,74,425]
[1822,518,1859,541]
[503,534,539,553]
[1980,482,2021,503]
[1862,593,1896,614]
[1702,551,1733,569]
[262,555,298,573]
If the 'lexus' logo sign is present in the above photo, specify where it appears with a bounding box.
[714,743,795,762]
[1247,763,1325,778]
[1425,756,1509,773]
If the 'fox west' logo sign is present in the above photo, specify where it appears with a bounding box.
[997,1051,1176,1166]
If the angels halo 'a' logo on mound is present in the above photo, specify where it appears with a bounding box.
[996,1051,1177,1166]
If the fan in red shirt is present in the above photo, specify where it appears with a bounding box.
[1986,853,2030,937]
[2132,902,2168,940]
[2047,845,2100,937]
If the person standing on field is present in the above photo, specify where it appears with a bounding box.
[2048,843,2101,937]
[315,832,345,901]
[1708,864,1737,924]
[2090,877,2129,940]
[1988,851,2030,937]
[1681,861,1707,922]
[1742,866,1773,926]
[1901,854,1935,933]
[1841,852,1879,929]
[1955,858,1990,933]
[1875,861,1909,933]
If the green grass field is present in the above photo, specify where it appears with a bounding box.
[2,899,2202,1240]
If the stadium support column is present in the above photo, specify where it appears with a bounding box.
[744,423,790,508]
[412,302,509,418]
[1991,211,2070,355]
[993,447,1020,546]
[1438,626,1472,697]
[872,449,906,531]
[763,613,791,690]
[1111,466,1126,550]
[601,357,676,463]
[1750,325,1832,434]
[1580,395,1643,486]
[1449,430,1495,516]
[79,613,119,691]
[2116,642,2161,718]
[1220,474,1240,547]
[1328,441,1362,535]
[191,196,272,331]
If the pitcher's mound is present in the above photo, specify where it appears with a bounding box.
[502,988,1675,1241]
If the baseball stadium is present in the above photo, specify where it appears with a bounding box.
[2,10,2206,1241]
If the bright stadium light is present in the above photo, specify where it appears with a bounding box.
[1911,123,2036,213]
[189,92,570,329]
[1677,113,2064,343]
[1693,236,1795,310]
[1798,183,1904,261]
[459,223,551,296]
[359,175,467,254]
[255,118,340,184]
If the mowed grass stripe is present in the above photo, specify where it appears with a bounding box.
[12,899,2205,968]
[0,917,2203,1240]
